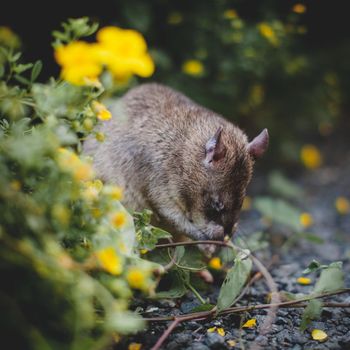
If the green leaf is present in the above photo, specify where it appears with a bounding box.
[298,233,324,244]
[300,299,322,331]
[268,171,303,200]
[217,257,252,312]
[153,270,188,299]
[235,232,268,252]
[14,74,31,85]
[190,303,215,313]
[254,197,302,231]
[314,263,344,294]
[31,61,43,82]
[0,64,4,78]
[13,63,33,74]
[303,260,321,274]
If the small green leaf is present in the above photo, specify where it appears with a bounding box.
[14,74,31,85]
[269,171,303,200]
[190,303,215,313]
[300,299,322,331]
[298,233,324,244]
[217,257,252,312]
[254,197,302,231]
[14,63,33,74]
[303,260,321,274]
[314,263,344,294]
[31,61,43,82]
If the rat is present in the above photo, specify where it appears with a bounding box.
[83,83,268,254]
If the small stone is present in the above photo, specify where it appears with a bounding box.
[205,332,225,348]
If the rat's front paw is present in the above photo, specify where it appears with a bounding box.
[198,243,217,257]
[203,222,224,241]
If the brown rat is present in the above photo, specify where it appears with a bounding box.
[83,83,268,253]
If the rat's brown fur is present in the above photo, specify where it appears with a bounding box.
[83,83,257,245]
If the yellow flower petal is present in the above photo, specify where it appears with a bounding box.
[227,339,237,347]
[242,318,256,328]
[311,329,328,342]
[96,247,122,275]
[207,327,217,333]
[300,212,313,228]
[242,196,252,211]
[300,145,322,169]
[208,257,222,270]
[297,277,312,285]
[128,342,142,350]
[224,9,238,19]
[292,4,306,14]
[217,327,225,336]
[335,197,350,215]
[126,268,149,290]
[111,211,127,228]
[182,60,204,76]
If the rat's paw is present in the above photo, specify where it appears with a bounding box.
[198,243,217,257]
[203,222,225,241]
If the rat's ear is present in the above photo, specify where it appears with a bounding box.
[204,126,227,166]
[248,128,269,159]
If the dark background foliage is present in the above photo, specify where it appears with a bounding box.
[2,0,350,165]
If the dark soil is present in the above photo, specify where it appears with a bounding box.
[118,156,350,350]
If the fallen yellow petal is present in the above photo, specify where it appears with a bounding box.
[217,327,225,336]
[311,329,328,342]
[335,197,350,215]
[227,339,236,347]
[208,257,222,270]
[242,318,256,328]
[297,277,312,285]
[207,326,217,333]
[128,343,142,350]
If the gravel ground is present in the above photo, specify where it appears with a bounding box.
[118,157,350,350]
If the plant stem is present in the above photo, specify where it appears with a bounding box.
[185,281,206,305]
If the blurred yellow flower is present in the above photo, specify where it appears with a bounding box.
[335,197,350,215]
[300,212,313,228]
[208,257,222,270]
[242,318,257,328]
[258,23,279,46]
[300,145,323,169]
[224,9,238,19]
[311,329,328,342]
[128,343,142,350]
[111,211,127,228]
[167,12,183,25]
[182,59,204,76]
[83,180,103,201]
[96,26,155,81]
[0,26,20,48]
[10,180,21,191]
[73,163,94,182]
[55,41,102,85]
[95,132,105,142]
[297,277,312,285]
[96,247,122,275]
[126,267,149,290]
[52,204,70,226]
[92,101,112,121]
[292,4,307,14]
[227,339,236,347]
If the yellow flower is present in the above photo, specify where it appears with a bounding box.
[111,211,127,228]
[52,204,70,226]
[83,118,94,131]
[297,277,312,285]
[126,267,149,290]
[335,197,350,215]
[96,26,155,81]
[217,328,225,336]
[95,132,105,142]
[92,101,112,121]
[83,180,103,201]
[311,329,328,342]
[10,180,21,191]
[300,212,313,228]
[0,26,20,48]
[128,343,142,350]
[258,23,279,46]
[140,249,148,255]
[208,257,222,270]
[292,4,306,14]
[224,9,238,19]
[242,318,257,328]
[167,12,183,25]
[227,339,236,347]
[55,41,102,85]
[182,59,204,76]
[73,163,94,182]
[300,145,323,169]
[96,247,122,275]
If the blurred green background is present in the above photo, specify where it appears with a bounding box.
[1,0,349,164]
